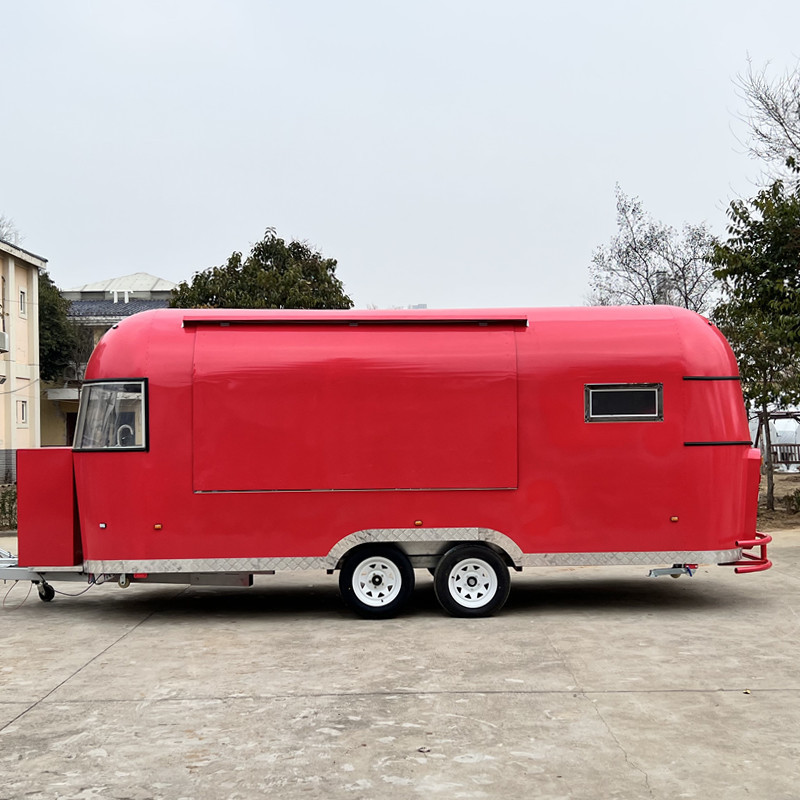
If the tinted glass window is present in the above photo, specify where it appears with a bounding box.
[586,384,662,422]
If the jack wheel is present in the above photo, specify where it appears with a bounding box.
[37,582,55,602]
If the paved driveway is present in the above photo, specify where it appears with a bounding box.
[1,530,799,799]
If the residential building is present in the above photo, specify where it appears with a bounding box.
[0,239,45,482]
[41,272,176,446]
[62,272,177,345]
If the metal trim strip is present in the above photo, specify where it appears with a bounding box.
[682,376,742,381]
[183,316,529,328]
[684,441,753,447]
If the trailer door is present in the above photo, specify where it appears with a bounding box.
[191,321,519,492]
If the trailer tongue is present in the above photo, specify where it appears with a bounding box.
[1,548,84,601]
[0,547,257,602]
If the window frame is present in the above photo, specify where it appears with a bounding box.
[19,288,27,318]
[585,382,664,423]
[73,378,149,452]
[16,399,28,426]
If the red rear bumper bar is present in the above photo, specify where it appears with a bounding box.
[721,532,772,573]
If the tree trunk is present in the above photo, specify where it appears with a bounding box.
[762,405,775,511]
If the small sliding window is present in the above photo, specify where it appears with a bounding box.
[585,383,663,423]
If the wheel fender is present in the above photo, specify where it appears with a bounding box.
[327,527,523,569]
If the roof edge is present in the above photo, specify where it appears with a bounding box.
[0,238,48,268]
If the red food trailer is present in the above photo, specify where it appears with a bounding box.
[0,306,771,617]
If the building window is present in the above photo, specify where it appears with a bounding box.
[17,399,28,426]
[19,289,27,317]
[585,383,663,422]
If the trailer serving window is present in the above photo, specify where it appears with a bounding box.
[585,383,663,422]
[74,380,147,450]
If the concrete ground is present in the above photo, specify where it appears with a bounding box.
[1,530,799,800]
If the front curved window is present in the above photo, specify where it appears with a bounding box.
[74,380,147,451]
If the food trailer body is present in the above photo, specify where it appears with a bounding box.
[1,306,771,617]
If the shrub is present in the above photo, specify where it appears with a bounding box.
[0,484,17,530]
[782,488,800,514]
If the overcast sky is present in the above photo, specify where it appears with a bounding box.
[2,1,799,308]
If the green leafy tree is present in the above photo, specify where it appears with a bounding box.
[38,271,79,382]
[713,175,800,509]
[588,186,719,313]
[171,228,353,310]
[713,304,800,509]
[713,177,800,341]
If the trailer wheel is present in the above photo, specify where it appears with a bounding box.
[37,582,55,602]
[434,545,510,617]
[339,545,415,619]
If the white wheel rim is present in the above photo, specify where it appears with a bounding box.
[352,556,403,607]
[448,558,498,608]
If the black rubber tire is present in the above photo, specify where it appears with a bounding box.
[434,544,510,617]
[37,582,55,602]
[339,545,415,619]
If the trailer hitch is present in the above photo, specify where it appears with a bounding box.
[721,532,772,573]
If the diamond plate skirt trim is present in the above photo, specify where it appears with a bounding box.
[84,556,329,574]
[519,548,742,567]
[84,532,742,574]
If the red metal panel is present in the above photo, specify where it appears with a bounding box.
[192,324,519,491]
[513,307,752,554]
[17,448,81,567]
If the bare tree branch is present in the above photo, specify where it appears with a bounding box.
[0,214,23,244]
[736,58,800,184]
[588,186,719,314]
